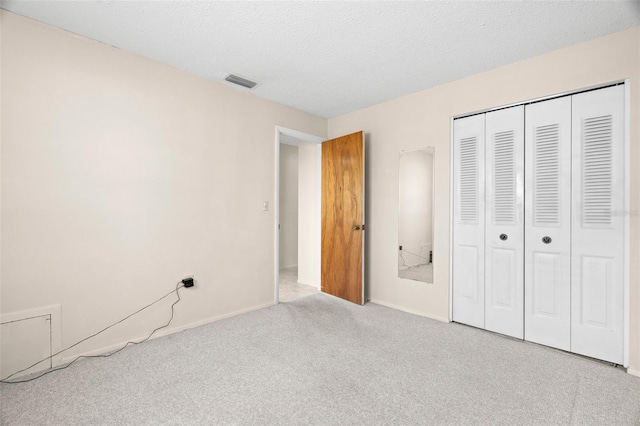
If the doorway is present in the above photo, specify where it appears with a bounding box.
[275,127,324,303]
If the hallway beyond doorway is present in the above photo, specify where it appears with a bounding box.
[279,266,319,302]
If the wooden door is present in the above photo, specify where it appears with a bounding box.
[452,114,486,329]
[321,131,365,305]
[484,106,524,339]
[524,96,572,351]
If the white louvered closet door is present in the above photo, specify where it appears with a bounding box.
[571,85,625,364]
[452,114,486,329]
[524,96,572,351]
[484,106,524,339]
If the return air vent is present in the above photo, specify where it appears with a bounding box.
[224,74,258,89]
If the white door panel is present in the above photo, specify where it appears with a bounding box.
[491,248,516,306]
[579,255,615,327]
[484,106,524,338]
[571,85,625,364]
[530,251,562,315]
[453,114,485,329]
[524,96,572,351]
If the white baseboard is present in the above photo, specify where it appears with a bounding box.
[368,298,450,323]
[61,301,275,363]
[627,367,640,378]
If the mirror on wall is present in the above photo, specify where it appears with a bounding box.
[398,147,434,283]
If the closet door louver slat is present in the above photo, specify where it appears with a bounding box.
[533,124,561,227]
[493,130,516,225]
[582,115,613,227]
[459,136,479,224]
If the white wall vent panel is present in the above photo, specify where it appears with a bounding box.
[1,305,62,380]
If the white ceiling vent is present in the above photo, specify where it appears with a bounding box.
[224,74,258,89]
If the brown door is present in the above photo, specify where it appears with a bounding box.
[321,131,365,305]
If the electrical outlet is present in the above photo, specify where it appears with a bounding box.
[182,274,194,288]
[399,245,403,250]
[182,277,195,288]
[262,201,269,211]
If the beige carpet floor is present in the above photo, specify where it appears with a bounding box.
[1,293,639,425]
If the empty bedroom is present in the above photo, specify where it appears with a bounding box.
[1,1,640,425]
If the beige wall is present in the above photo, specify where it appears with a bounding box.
[278,144,298,269]
[329,27,640,372]
[297,141,321,289]
[0,11,326,366]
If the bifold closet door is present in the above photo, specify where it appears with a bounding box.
[484,106,524,339]
[571,85,625,364]
[524,96,572,351]
[452,114,485,329]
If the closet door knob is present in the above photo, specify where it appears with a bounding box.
[352,225,361,231]
[499,233,508,241]
[542,236,552,244]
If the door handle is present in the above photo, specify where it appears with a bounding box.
[499,233,508,241]
[352,225,361,231]
[542,236,552,244]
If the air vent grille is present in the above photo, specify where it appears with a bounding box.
[582,115,613,227]
[224,74,257,89]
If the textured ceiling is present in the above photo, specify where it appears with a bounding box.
[2,1,639,118]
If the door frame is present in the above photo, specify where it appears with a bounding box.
[448,80,630,367]
[274,126,325,304]
[623,78,630,368]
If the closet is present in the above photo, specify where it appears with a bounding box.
[452,84,626,364]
